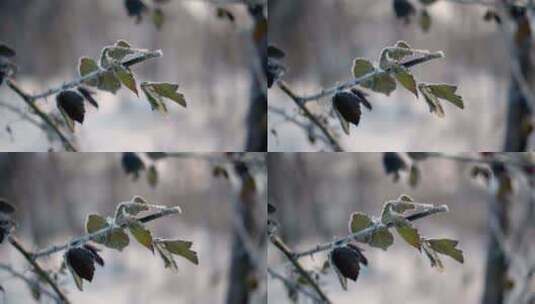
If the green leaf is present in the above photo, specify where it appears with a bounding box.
[141,84,168,113]
[105,228,130,251]
[86,214,108,234]
[394,66,418,97]
[422,241,444,271]
[352,58,375,78]
[349,212,373,234]
[151,83,187,108]
[419,9,432,32]
[398,194,414,202]
[98,71,121,94]
[419,84,445,117]
[163,240,199,265]
[369,227,394,251]
[115,40,131,48]
[389,41,414,61]
[155,242,178,272]
[124,196,149,215]
[114,65,138,96]
[147,165,158,188]
[396,221,421,250]
[428,239,464,263]
[78,57,99,87]
[427,84,464,109]
[128,220,154,252]
[395,41,411,50]
[361,72,397,96]
[391,201,416,213]
[107,47,135,62]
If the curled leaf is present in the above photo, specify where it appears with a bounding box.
[65,247,96,283]
[56,90,85,124]
[77,86,99,109]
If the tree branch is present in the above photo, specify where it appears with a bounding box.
[0,100,43,129]
[7,236,71,304]
[293,204,449,259]
[0,263,60,303]
[270,235,331,304]
[277,81,343,151]
[267,267,323,303]
[5,79,77,151]
[268,105,331,145]
[32,206,180,259]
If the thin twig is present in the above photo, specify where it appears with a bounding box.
[7,236,71,304]
[0,263,60,303]
[0,100,43,129]
[293,204,449,259]
[267,267,323,303]
[277,81,343,151]
[32,206,181,259]
[269,105,331,145]
[5,79,76,151]
[270,235,331,304]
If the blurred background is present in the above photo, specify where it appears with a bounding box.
[267,153,534,303]
[0,0,264,151]
[0,152,266,304]
[268,0,535,151]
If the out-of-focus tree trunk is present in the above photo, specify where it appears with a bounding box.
[502,17,532,152]
[245,5,267,152]
[225,161,258,304]
[482,190,510,304]
[482,11,532,304]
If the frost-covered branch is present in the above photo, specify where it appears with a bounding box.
[294,204,449,259]
[29,50,162,102]
[32,206,180,259]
